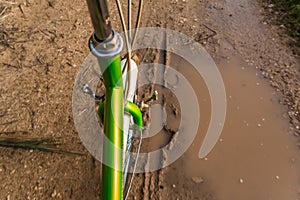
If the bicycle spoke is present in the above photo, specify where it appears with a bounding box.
[115,0,132,101]
[115,0,131,53]
[124,128,143,200]
[131,0,143,50]
[128,0,132,42]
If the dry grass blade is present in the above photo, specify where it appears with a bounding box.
[0,137,84,155]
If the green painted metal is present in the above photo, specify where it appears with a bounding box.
[99,100,143,129]
[96,54,143,200]
[98,55,124,200]
[125,101,143,129]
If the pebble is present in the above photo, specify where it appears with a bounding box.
[192,176,204,184]
[275,176,280,180]
[172,184,176,188]
[239,178,244,183]
[51,190,57,198]
[257,124,262,127]
[291,158,296,163]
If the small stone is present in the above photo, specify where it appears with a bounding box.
[51,190,57,198]
[275,176,280,180]
[257,124,262,127]
[291,158,296,163]
[239,178,244,183]
[172,184,176,188]
[268,4,274,8]
[192,177,204,184]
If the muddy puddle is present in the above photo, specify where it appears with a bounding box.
[144,53,299,199]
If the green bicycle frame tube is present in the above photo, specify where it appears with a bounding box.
[99,101,143,130]
[99,55,124,200]
[124,101,143,129]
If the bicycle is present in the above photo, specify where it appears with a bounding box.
[83,0,148,199]
[73,1,226,199]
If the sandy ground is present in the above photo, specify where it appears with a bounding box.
[0,0,299,199]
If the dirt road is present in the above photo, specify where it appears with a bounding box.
[0,0,299,199]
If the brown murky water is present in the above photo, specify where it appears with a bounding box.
[151,53,300,199]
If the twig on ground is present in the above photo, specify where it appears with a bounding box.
[201,24,217,41]
[0,1,16,5]
[0,6,7,16]
[0,119,19,126]
[0,131,29,135]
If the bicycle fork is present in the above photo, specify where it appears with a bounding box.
[86,1,142,199]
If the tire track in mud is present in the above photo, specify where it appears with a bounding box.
[133,1,199,199]
[141,43,168,200]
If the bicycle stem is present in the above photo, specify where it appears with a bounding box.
[86,0,112,41]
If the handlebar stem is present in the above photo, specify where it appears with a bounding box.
[86,0,113,41]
